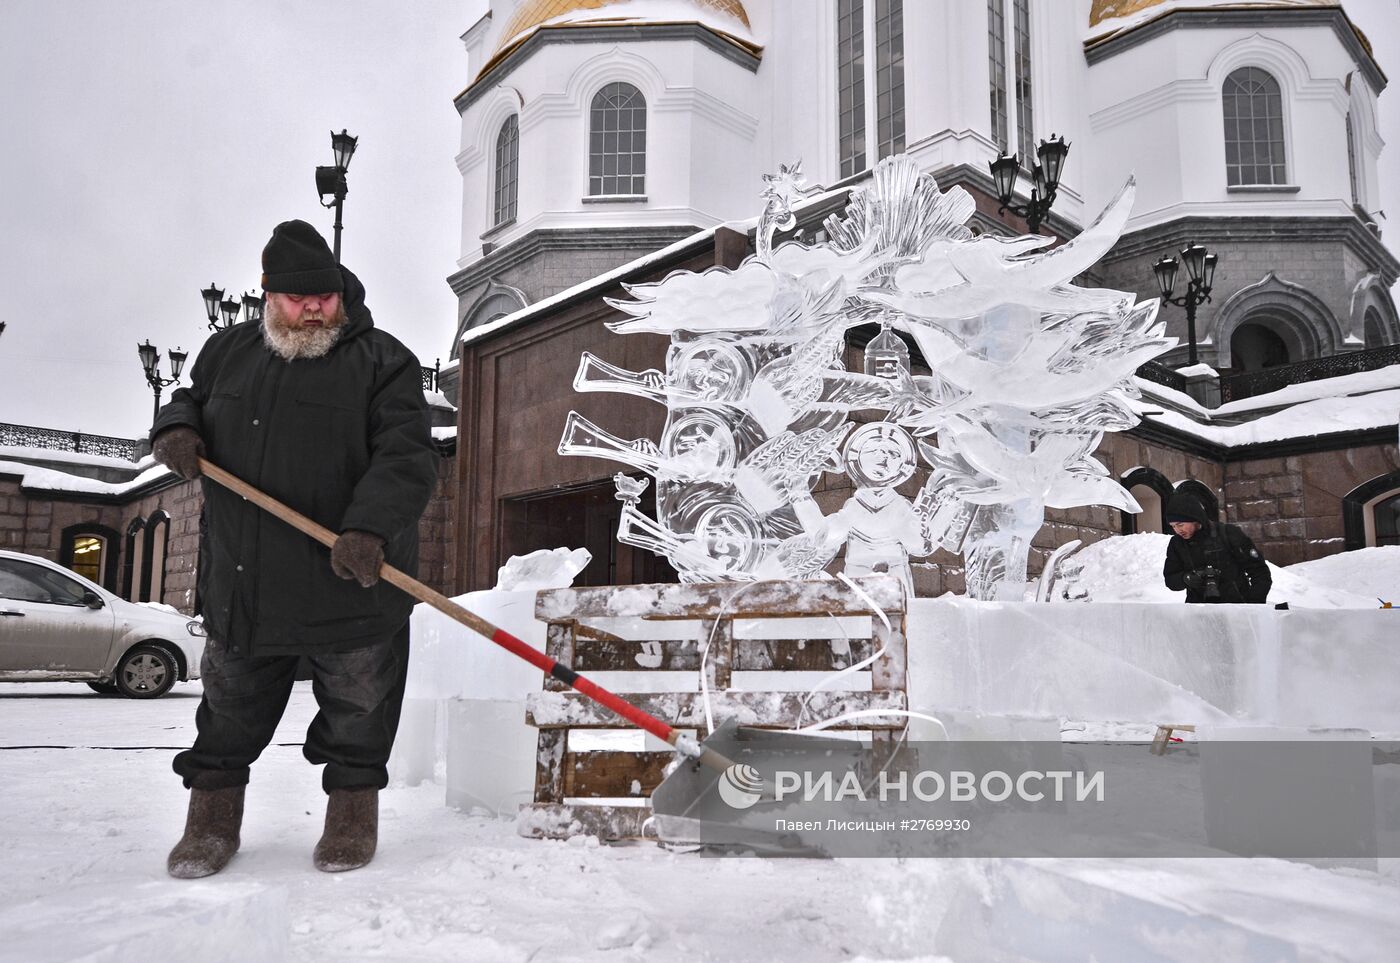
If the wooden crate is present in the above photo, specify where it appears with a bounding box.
[519,577,908,840]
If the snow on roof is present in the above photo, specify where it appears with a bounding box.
[0,458,173,496]
[424,390,457,411]
[1142,386,1400,447]
[0,443,146,471]
[1135,363,1400,447]
[1212,364,1400,416]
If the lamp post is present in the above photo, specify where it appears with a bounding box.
[1151,242,1219,367]
[201,283,263,331]
[137,340,187,424]
[988,134,1070,235]
[315,128,358,263]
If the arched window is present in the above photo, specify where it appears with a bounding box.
[1344,471,1400,550]
[60,523,120,590]
[986,0,1032,159]
[1363,307,1384,348]
[1375,492,1400,547]
[1119,467,1173,535]
[123,516,145,602]
[1222,67,1286,186]
[838,0,905,177]
[589,82,646,196]
[142,510,171,604]
[493,115,519,226]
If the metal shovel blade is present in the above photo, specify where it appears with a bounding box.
[649,720,861,857]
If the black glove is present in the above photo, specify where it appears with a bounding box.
[1182,569,1204,590]
[331,530,385,588]
[152,426,204,480]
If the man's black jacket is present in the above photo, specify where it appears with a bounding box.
[152,265,437,654]
[1162,492,1272,604]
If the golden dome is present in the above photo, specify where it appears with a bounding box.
[1090,0,1337,29]
[480,0,754,78]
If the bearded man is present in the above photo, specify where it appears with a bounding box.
[151,219,438,877]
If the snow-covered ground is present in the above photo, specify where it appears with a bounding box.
[3,541,1399,961]
[1055,534,1399,608]
[3,682,1399,962]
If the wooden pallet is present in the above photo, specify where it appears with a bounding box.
[519,577,908,840]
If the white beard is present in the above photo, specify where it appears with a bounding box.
[262,302,345,360]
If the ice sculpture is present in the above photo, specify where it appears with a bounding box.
[560,156,1174,599]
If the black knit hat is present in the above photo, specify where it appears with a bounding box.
[260,220,343,294]
[1164,490,1209,526]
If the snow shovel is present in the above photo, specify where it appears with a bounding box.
[194,459,746,807]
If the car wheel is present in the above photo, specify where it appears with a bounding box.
[115,644,177,699]
[86,681,120,695]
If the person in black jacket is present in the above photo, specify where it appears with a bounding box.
[152,220,438,878]
[1162,489,1272,604]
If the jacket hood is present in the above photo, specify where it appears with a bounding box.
[336,264,373,341]
[1165,490,1210,525]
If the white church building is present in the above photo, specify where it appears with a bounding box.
[434,0,1400,592]
[445,0,1397,374]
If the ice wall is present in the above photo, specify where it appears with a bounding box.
[907,597,1400,730]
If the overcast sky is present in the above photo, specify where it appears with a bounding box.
[0,0,1396,439]
[0,0,485,437]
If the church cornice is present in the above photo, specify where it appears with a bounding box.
[455,23,761,114]
[1084,8,1386,94]
[1102,215,1400,284]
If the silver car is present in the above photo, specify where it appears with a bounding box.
[0,549,204,698]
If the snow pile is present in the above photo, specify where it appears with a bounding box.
[1056,532,1392,608]
[1286,545,1400,605]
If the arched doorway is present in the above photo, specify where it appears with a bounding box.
[1230,321,1291,372]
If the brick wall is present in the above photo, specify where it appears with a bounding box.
[1224,442,1400,566]
[418,453,458,597]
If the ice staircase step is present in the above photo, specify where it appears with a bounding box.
[2,880,289,963]
[935,858,1400,962]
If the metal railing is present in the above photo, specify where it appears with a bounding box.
[1135,360,1188,394]
[0,423,141,461]
[421,359,440,393]
[1218,344,1400,404]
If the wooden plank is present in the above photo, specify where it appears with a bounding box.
[563,750,672,798]
[527,689,908,730]
[870,619,907,693]
[735,637,877,671]
[543,622,575,692]
[702,619,733,690]
[533,729,567,803]
[517,802,653,841]
[567,637,878,672]
[536,577,906,621]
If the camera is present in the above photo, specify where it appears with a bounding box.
[1200,565,1223,601]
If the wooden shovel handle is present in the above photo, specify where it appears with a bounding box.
[197,457,498,640]
[193,457,734,773]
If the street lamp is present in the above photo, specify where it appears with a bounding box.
[137,340,187,425]
[201,283,263,331]
[315,128,358,263]
[1152,242,1219,367]
[989,134,1070,235]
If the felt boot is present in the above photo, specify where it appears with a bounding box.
[313,787,378,872]
[167,785,244,879]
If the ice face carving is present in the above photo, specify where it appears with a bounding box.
[561,156,1174,598]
